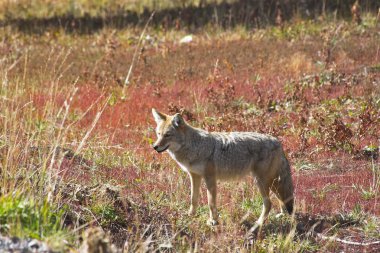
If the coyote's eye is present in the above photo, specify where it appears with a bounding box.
[163,133,171,138]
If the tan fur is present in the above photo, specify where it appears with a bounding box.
[152,109,294,230]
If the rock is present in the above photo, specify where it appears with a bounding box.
[179,35,193,44]
[0,235,54,253]
[79,227,117,253]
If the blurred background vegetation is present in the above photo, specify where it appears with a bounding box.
[0,0,379,33]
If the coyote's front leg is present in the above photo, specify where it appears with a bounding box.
[188,172,201,216]
[205,176,218,226]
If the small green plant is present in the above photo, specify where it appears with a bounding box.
[353,184,378,200]
[348,204,365,223]
[253,229,319,253]
[353,161,380,200]
[92,204,120,226]
[242,195,263,218]
[311,183,339,201]
[0,193,68,240]
[362,216,380,239]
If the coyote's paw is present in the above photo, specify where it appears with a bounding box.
[248,222,262,234]
[207,218,219,226]
[188,206,196,216]
[275,212,285,219]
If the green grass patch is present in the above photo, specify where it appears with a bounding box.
[0,193,70,243]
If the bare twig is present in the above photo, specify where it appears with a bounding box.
[123,11,155,94]
[314,232,380,246]
[75,95,110,155]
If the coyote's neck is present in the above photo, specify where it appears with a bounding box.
[169,125,214,165]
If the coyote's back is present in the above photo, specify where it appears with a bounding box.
[209,132,281,178]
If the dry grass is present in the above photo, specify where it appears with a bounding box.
[0,10,379,252]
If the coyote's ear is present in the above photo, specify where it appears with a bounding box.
[152,108,166,124]
[172,113,184,128]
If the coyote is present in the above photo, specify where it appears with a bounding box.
[152,109,294,231]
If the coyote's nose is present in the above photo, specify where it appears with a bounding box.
[153,145,159,150]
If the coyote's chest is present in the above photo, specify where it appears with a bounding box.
[168,150,206,176]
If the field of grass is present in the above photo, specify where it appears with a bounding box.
[0,2,380,252]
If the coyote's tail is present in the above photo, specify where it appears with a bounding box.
[273,154,294,214]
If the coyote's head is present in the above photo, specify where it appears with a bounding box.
[151,109,186,153]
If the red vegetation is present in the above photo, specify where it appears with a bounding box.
[295,166,379,215]
[23,27,379,220]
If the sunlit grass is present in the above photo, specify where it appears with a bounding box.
[0,10,379,251]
